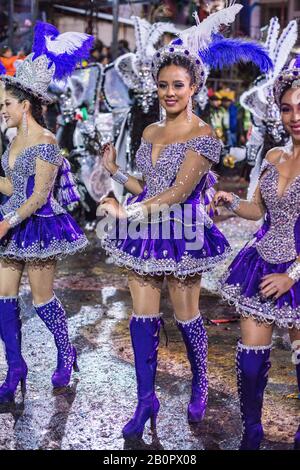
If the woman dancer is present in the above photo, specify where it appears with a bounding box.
[0,22,92,402]
[215,57,300,450]
[99,5,272,440]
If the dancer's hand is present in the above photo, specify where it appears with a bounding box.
[259,273,295,300]
[97,197,127,219]
[0,220,10,239]
[101,143,118,175]
[214,191,234,207]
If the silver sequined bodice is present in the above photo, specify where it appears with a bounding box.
[256,161,300,263]
[136,135,222,198]
[0,143,66,217]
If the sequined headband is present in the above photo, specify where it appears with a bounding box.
[151,44,208,94]
[273,67,300,106]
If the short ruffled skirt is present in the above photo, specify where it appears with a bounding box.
[219,243,300,330]
[101,191,231,279]
[0,211,88,262]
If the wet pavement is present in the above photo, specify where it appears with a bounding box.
[0,213,299,450]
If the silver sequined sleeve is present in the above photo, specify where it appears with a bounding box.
[13,157,58,222]
[143,148,212,214]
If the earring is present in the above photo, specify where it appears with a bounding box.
[159,104,166,121]
[187,96,193,122]
[22,112,28,136]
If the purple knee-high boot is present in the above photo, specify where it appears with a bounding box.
[122,314,162,440]
[293,345,300,450]
[0,297,28,403]
[236,341,272,450]
[175,312,208,423]
[33,294,79,388]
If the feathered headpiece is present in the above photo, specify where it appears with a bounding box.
[151,2,273,94]
[240,17,297,199]
[114,16,179,112]
[1,21,94,103]
[274,55,300,106]
[241,18,297,121]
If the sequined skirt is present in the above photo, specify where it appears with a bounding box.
[101,194,231,279]
[0,212,88,262]
[219,244,300,330]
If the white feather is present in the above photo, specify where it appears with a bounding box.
[145,22,179,57]
[131,16,179,60]
[264,17,280,60]
[132,16,151,59]
[45,32,91,55]
[179,3,243,52]
[271,20,298,78]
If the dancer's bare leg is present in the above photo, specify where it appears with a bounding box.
[0,259,24,297]
[128,272,164,316]
[27,260,56,304]
[167,275,202,321]
[240,317,274,346]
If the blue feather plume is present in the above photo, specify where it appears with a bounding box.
[199,36,273,73]
[32,21,94,80]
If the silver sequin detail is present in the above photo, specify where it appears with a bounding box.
[255,162,300,263]
[136,136,222,198]
[1,144,65,217]
[1,54,54,103]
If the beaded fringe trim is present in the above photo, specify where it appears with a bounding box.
[131,312,163,321]
[237,340,273,353]
[174,311,201,325]
[102,239,231,280]
[33,293,57,308]
[218,275,300,330]
[0,296,19,301]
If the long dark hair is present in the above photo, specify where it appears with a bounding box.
[5,83,47,128]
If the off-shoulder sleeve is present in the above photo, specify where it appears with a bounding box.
[35,144,63,166]
[186,136,223,164]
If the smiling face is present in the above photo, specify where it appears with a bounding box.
[157,64,196,117]
[280,87,300,141]
[2,89,27,129]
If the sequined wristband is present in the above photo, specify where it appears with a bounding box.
[287,261,300,283]
[226,193,241,212]
[3,211,23,228]
[111,168,129,185]
[125,202,146,222]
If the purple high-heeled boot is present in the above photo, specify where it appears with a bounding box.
[0,297,28,403]
[293,345,300,450]
[236,341,272,450]
[122,314,162,440]
[34,294,79,388]
[175,312,208,423]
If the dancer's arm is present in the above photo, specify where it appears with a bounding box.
[0,176,13,196]
[142,149,211,214]
[102,143,145,195]
[215,148,285,221]
[214,184,266,221]
[3,157,58,227]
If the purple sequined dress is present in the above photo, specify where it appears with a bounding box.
[219,159,300,329]
[0,143,88,261]
[101,135,231,278]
